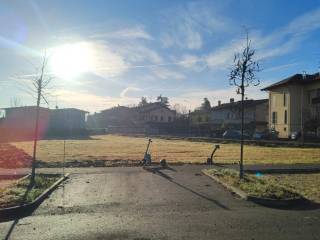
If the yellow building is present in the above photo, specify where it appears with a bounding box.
[190,110,210,125]
[262,73,320,138]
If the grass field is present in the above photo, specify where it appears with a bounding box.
[8,134,320,165]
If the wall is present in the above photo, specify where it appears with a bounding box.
[144,107,176,123]
[268,80,320,138]
[0,107,50,141]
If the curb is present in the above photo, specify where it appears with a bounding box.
[202,170,248,199]
[245,168,320,174]
[246,195,307,208]
[0,173,70,221]
[202,170,305,208]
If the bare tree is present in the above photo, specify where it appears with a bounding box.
[229,30,261,179]
[10,97,22,107]
[138,97,148,107]
[13,54,54,185]
[173,103,188,117]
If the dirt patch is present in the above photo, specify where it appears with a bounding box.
[0,143,32,168]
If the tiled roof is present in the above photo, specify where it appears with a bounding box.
[261,73,320,91]
[212,99,268,110]
[52,108,89,113]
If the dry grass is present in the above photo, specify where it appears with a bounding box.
[204,168,300,199]
[0,179,17,190]
[0,175,59,208]
[263,174,320,203]
[9,134,320,165]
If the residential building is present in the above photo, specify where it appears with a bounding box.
[0,106,50,141]
[136,102,176,123]
[0,106,88,140]
[210,98,269,131]
[189,110,211,126]
[262,72,320,138]
[86,102,176,134]
[49,108,88,135]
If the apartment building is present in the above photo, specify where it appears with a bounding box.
[262,73,320,138]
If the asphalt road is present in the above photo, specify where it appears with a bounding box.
[1,165,320,240]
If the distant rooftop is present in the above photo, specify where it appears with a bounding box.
[212,99,268,110]
[2,106,49,110]
[52,108,89,113]
[100,102,174,114]
[261,72,320,91]
[2,106,88,113]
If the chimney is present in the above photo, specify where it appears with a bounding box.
[230,98,234,103]
[218,100,221,106]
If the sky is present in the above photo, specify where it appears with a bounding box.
[0,0,320,113]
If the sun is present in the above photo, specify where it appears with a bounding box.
[50,42,94,79]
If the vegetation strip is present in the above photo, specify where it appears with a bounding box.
[202,168,302,201]
[0,174,69,210]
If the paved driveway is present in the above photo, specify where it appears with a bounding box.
[1,165,320,240]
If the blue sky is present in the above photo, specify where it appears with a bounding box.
[1,0,320,112]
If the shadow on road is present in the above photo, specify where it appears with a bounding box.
[146,166,230,210]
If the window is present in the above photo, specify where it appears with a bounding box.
[168,116,172,122]
[160,116,163,121]
[284,110,287,124]
[272,112,277,124]
[155,116,158,121]
[283,93,287,106]
[198,116,202,122]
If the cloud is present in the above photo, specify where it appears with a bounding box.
[200,6,320,73]
[178,54,206,72]
[53,89,140,113]
[205,38,244,70]
[161,26,203,50]
[120,86,142,98]
[285,8,320,35]
[151,67,185,80]
[160,2,232,50]
[91,25,153,40]
[48,39,165,80]
[255,8,320,60]
[89,41,129,77]
[263,62,300,73]
[115,43,163,65]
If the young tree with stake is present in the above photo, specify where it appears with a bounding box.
[229,30,261,179]
[30,54,54,185]
[13,54,54,185]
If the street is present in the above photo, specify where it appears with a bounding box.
[1,165,320,240]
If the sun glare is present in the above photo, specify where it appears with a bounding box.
[50,42,94,79]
